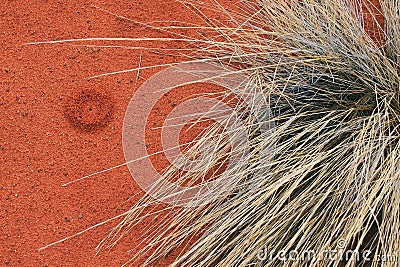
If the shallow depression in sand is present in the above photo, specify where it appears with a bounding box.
[63,89,114,132]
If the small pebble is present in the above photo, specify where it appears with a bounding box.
[78,214,83,219]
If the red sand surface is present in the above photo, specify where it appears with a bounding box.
[0,1,226,266]
[0,0,383,266]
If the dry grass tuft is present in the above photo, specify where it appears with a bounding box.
[88,0,400,266]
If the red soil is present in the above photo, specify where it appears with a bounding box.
[0,0,383,266]
[0,1,225,266]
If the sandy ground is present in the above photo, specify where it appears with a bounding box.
[0,0,224,265]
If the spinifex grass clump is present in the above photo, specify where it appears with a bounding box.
[100,0,399,266]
